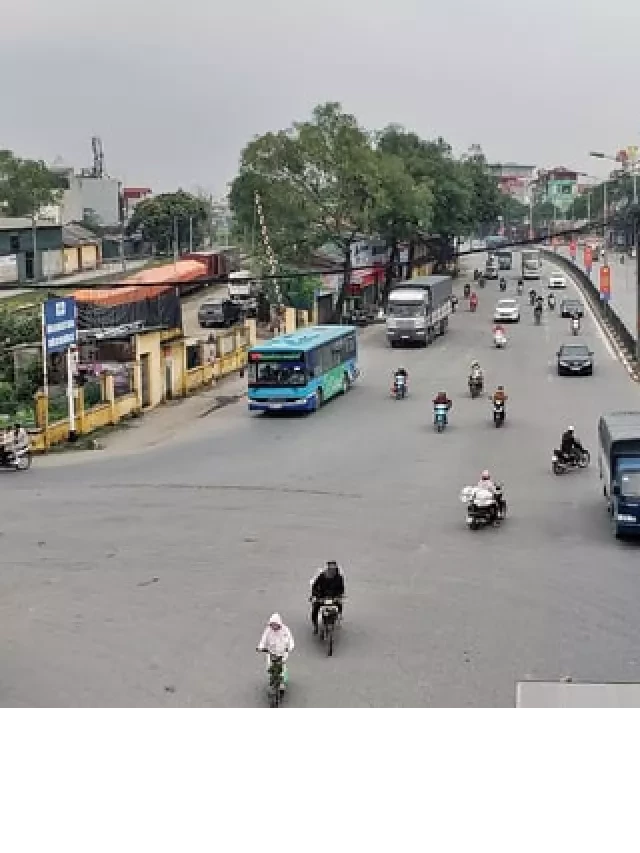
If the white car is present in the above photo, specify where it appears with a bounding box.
[494,298,520,323]
[548,273,566,289]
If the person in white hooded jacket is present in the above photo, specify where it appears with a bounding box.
[257,613,295,681]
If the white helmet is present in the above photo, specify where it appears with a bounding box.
[481,470,491,480]
[568,425,575,433]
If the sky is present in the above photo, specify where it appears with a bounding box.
[3,0,639,197]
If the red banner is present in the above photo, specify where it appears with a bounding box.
[599,265,611,300]
[570,240,577,260]
[583,245,593,269]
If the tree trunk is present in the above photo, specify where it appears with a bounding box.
[332,244,352,323]
[382,239,399,305]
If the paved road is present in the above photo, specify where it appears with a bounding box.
[557,246,638,339]
[2,256,640,707]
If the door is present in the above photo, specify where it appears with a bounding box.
[165,360,173,400]
[140,353,151,407]
[25,251,34,281]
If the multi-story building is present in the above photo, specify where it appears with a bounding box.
[487,163,537,203]
[533,167,580,215]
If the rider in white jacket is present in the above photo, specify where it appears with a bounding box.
[257,613,295,663]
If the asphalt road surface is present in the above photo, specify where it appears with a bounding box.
[3,255,640,707]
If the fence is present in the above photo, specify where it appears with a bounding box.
[540,249,639,375]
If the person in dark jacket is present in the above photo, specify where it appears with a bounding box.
[560,425,584,461]
[310,561,345,633]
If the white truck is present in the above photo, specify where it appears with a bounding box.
[521,248,542,280]
[228,270,259,316]
[386,275,453,347]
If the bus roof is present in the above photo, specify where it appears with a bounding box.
[404,274,451,289]
[599,411,640,442]
[250,325,356,353]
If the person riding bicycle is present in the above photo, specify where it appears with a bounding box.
[310,561,345,634]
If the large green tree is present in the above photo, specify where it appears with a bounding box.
[460,145,502,232]
[0,150,65,217]
[229,102,384,318]
[127,190,210,252]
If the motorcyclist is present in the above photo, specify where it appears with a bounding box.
[433,390,452,409]
[529,288,537,305]
[464,281,471,298]
[475,469,504,521]
[257,613,295,686]
[570,311,581,333]
[548,292,556,310]
[393,366,408,383]
[469,291,478,310]
[560,425,584,463]
[469,360,483,384]
[493,323,506,339]
[517,278,524,294]
[499,276,506,290]
[491,384,507,406]
[4,422,28,464]
[310,561,345,634]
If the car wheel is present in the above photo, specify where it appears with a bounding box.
[587,367,593,376]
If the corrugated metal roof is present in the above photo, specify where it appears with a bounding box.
[0,217,60,231]
[63,223,100,247]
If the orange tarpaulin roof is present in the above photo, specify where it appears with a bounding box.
[73,284,172,306]
[125,259,208,285]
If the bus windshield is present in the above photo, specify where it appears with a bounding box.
[248,361,307,387]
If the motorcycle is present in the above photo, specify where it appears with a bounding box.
[464,282,471,299]
[460,483,507,530]
[473,269,480,281]
[478,276,485,289]
[529,290,537,306]
[534,306,542,325]
[469,374,483,398]
[0,446,31,471]
[570,318,580,336]
[433,403,449,432]
[469,297,478,313]
[552,445,590,475]
[391,374,407,400]
[451,295,458,313]
[517,280,524,296]
[493,399,506,427]
[260,651,286,708]
[313,597,342,656]
[499,277,507,292]
[548,294,556,311]
[493,330,507,348]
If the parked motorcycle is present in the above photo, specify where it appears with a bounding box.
[493,399,506,427]
[552,446,590,475]
[460,483,507,530]
[433,403,449,432]
[0,446,31,471]
[313,597,342,656]
[391,374,407,400]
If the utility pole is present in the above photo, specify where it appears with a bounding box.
[119,184,127,275]
[636,207,640,362]
[189,216,193,253]
[173,216,179,268]
[31,211,38,283]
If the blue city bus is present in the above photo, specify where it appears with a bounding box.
[247,325,359,413]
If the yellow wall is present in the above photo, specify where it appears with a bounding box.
[160,339,186,399]
[135,331,163,408]
[63,248,79,275]
[80,244,99,270]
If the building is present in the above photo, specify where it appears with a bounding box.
[41,163,121,227]
[122,187,152,224]
[0,217,63,283]
[533,167,580,215]
[62,223,102,275]
[487,163,537,203]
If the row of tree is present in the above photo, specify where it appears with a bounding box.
[0,150,66,218]
[228,102,503,312]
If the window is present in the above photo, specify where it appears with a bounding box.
[9,236,19,253]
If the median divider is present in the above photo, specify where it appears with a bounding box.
[541,248,640,380]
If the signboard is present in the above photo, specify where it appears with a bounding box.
[599,265,611,301]
[43,297,77,354]
[569,240,577,260]
[583,245,593,275]
[249,351,304,362]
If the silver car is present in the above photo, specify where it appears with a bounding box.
[493,298,520,323]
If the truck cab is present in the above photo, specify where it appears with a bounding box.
[598,411,640,538]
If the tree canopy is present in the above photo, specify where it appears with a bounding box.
[0,150,65,217]
[127,190,211,252]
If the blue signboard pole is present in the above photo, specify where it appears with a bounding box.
[42,296,78,441]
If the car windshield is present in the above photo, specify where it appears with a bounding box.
[498,300,516,309]
[620,472,640,497]
[388,303,422,317]
[248,362,307,387]
[560,346,589,357]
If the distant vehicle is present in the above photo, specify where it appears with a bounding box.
[386,275,453,347]
[493,298,520,323]
[496,250,513,270]
[228,270,259,317]
[247,325,358,413]
[548,273,566,289]
[521,248,542,280]
[556,343,594,376]
[485,256,499,279]
[198,299,245,329]
[598,411,640,538]
[485,236,509,252]
[560,298,584,318]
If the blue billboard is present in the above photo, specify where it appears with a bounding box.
[44,297,77,354]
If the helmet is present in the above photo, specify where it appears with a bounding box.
[481,470,491,480]
[568,425,575,433]
[471,360,479,369]
[438,391,447,399]
[497,385,504,391]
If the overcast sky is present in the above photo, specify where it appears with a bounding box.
[3,0,638,196]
